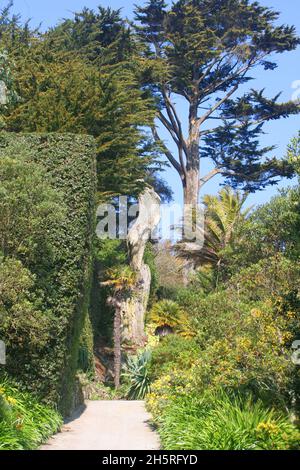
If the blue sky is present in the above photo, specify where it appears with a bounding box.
[5,0,300,208]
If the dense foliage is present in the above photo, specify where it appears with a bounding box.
[0,132,96,415]
[0,0,299,452]
[150,390,300,450]
[0,3,164,200]
[146,163,300,449]
[0,377,62,450]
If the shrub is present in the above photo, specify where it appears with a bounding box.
[230,188,300,269]
[175,288,248,347]
[147,281,300,448]
[149,335,199,381]
[0,257,53,365]
[78,313,95,377]
[0,132,96,415]
[153,390,300,450]
[228,255,300,302]
[146,370,193,418]
[171,275,300,412]
[148,300,194,338]
[0,152,66,263]
[174,296,296,410]
[124,350,152,400]
[0,377,62,450]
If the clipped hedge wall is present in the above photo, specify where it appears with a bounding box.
[0,132,96,415]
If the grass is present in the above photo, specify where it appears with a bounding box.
[155,390,300,450]
[0,377,62,450]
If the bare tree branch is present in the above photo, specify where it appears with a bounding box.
[197,61,254,127]
[158,111,180,147]
[199,167,251,189]
[198,83,239,126]
[151,125,183,177]
[158,112,187,179]
[162,86,181,137]
[161,86,189,156]
[199,58,240,97]
[197,52,237,90]
[199,168,222,188]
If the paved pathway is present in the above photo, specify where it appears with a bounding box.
[41,401,160,450]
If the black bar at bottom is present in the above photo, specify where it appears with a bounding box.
[0,450,298,466]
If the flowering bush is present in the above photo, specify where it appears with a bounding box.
[192,299,299,410]
[146,275,300,449]
[148,335,199,381]
[146,370,195,420]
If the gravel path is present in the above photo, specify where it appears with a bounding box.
[40,401,160,450]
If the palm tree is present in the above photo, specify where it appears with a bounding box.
[103,266,137,389]
[177,187,251,285]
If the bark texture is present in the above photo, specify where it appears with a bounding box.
[122,188,161,348]
[183,167,200,209]
[113,302,122,389]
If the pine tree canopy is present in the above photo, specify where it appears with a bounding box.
[46,6,131,64]
[1,0,299,201]
[134,0,300,196]
[0,3,170,200]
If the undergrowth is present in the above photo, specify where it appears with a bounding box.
[0,377,62,450]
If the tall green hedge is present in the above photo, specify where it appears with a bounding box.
[0,132,96,415]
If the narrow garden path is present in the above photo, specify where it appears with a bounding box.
[40,401,160,450]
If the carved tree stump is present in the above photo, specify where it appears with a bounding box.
[122,188,161,348]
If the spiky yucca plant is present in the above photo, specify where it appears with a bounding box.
[124,350,152,400]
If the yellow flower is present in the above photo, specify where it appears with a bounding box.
[256,421,279,435]
[236,337,251,349]
[6,396,17,406]
[251,309,262,319]
[265,325,276,336]
[286,311,296,319]
[0,387,5,395]
[282,332,293,344]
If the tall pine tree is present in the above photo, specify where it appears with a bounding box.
[135,0,300,208]
[0,4,166,199]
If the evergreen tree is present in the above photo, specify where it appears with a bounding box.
[0,4,165,200]
[0,48,18,127]
[286,131,300,176]
[0,50,10,121]
[135,0,300,207]
[47,6,131,64]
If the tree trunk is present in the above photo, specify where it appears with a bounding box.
[183,167,200,208]
[185,100,201,209]
[181,107,200,278]
[123,188,161,348]
[113,303,122,389]
[120,264,151,348]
